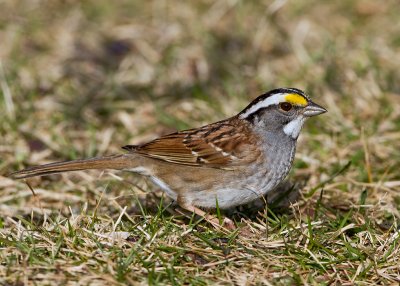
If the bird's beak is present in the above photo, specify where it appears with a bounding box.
[303,101,327,117]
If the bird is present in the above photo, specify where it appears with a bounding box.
[9,88,326,229]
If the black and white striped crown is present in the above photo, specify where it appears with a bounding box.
[239,88,309,119]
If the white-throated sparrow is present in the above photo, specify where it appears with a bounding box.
[10,88,326,228]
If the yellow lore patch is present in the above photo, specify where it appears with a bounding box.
[285,93,307,106]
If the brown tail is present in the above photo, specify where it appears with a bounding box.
[9,154,133,179]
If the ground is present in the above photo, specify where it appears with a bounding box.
[0,0,400,285]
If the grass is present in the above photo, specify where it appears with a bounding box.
[1,0,400,284]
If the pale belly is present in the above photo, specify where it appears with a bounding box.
[188,169,290,209]
[182,163,291,209]
[142,170,274,209]
[189,144,295,209]
[128,140,295,209]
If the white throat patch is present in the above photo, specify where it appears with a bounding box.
[283,116,305,139]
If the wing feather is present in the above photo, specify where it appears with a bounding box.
[123,118,261,168]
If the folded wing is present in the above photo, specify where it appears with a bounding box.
[122,119,260,169]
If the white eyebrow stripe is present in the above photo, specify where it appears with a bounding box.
[239,93,287,119]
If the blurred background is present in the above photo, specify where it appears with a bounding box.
[1,0,400,223]
[1,0,400,224]
[1,1,400,283]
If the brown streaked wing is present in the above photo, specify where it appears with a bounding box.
[130,133,199,166]
[124,119,260,168]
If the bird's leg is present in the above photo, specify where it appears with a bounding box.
[177,197,235,230]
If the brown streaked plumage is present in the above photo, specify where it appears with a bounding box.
[9,88,327,229]
[123,117,260,168]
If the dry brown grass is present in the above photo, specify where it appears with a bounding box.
[1,0,400,285]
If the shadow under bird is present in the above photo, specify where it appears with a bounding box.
[10,88,327,228]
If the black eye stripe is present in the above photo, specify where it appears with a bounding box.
[243,107,268,122]
[244,101,300,122]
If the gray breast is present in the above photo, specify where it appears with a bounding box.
[189,131,297,209]
[254,132,297,195]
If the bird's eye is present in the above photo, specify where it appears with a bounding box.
[279,102,293,112]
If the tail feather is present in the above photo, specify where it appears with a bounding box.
[9,154,132,179]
